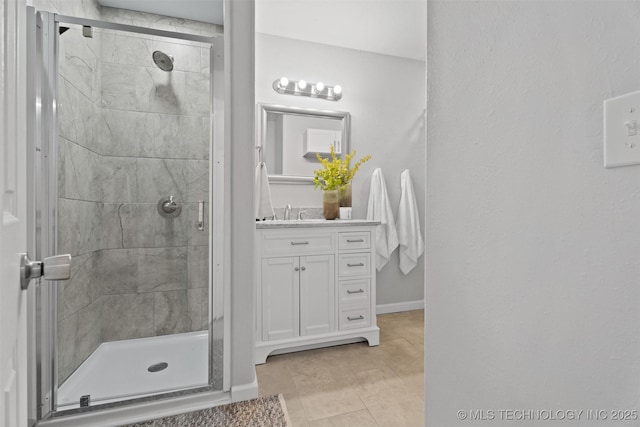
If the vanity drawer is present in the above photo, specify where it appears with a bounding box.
[339,306,370,330]
[261,231,333,257]
[339,278,370,306]
[338,253,371,278]
[338,232,371,251]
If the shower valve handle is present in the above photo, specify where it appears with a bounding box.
[162,196,178,214]
[20,253,71,290]
[157,196,182,218]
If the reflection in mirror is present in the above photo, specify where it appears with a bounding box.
[257,103,350,183]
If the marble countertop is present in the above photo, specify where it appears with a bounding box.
[256,219,380,229]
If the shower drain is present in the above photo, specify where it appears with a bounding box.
[148,362,168,373]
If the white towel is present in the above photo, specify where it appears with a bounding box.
[255,162,275,220]
[397,170,424,275]
[366,168,399,271]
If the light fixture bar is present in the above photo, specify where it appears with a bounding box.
[272,78,343,101]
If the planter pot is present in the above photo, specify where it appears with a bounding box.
[339,183,352,207]
[323,190,340,220]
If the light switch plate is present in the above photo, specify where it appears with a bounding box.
[604,90,640,168]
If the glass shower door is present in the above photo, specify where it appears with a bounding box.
[32,10,225,418]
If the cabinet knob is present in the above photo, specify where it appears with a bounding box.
[294,267,299,271]
[301,266,306,271]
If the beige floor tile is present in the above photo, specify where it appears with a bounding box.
[401,372,425,402]
[317,344,388,374]
[299,383,366,421]
[362,393,424,427]
[283,394,311,427]
[257,310,425,426]
[353,366,405,400]
[256,359,298,397]
[309,409,379,427]
[380,338,423,378]
[257,372,297,397]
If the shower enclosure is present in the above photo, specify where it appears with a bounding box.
[30,8,227,422]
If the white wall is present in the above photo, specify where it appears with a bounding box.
[256,33,426,306]
[426,1,640,425]
[226,0,257,398]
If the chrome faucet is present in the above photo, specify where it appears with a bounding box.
[297,210,307,220]
[284,204,292,220]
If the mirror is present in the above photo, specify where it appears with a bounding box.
[257,103,350,183]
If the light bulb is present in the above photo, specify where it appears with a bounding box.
[315,82,325,92]
[279,77,289,88]
[298,80,307,90]
[333,85,342,95]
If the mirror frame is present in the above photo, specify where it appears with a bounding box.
[257,103,351,184]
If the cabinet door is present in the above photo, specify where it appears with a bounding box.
[299,255,335,336]
[262,257,300,341]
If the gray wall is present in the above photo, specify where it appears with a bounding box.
[256,33,426,307]
[98,6,214,344]
[426,1,640,425]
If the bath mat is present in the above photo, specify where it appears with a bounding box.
[121,394,292,427]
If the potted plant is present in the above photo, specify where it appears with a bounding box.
[313,146,371,220]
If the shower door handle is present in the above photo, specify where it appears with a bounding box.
[20,253,71,290]
[197,200,205,231]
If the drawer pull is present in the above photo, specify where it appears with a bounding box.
[347,263,365,267]
[346,289,364,294]
[346,239,364,243]
[347,315,364,321]
[290,241,309,245]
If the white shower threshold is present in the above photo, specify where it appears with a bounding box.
[58,331,209,410]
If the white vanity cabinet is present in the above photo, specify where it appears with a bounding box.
[261,254,335,341]
[255,221,380,364]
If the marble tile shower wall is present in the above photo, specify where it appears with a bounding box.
[56,15,104,383]
[55,6,220,383]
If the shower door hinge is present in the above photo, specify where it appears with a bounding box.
[79,395,90,407]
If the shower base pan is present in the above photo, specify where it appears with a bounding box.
[57,331,209,410]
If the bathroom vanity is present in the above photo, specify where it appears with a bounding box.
[254,220,380,364]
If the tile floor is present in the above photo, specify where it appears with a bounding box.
[256,310,424,426]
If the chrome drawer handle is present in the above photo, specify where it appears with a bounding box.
[346,239,364,243]
[347,289,364,294]
[347,263,365,267]
[290,241,309,245]
[347,315,364,321]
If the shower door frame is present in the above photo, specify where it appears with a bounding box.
[31,9,230,423]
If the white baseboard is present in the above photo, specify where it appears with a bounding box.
[376,300,424,315]
[231,378,259,402]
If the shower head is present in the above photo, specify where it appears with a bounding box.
[152,50,174,72]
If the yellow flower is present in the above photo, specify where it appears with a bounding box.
[313,145,371,191]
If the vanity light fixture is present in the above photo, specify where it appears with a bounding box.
[272,77,343,101]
